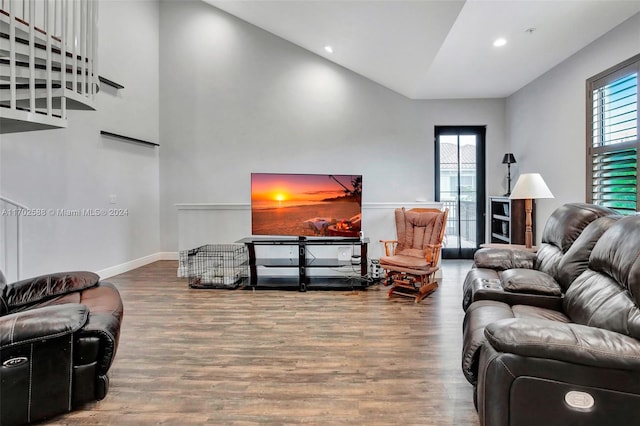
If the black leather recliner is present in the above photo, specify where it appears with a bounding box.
[462,214,621,386]
[462,203,617,311]
[466,215,640,425]
[0,270,123,425]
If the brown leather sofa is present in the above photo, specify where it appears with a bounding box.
[462,203,617,312]
[464,215,640,426]
[0,270,123,425]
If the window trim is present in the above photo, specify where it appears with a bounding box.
[586,53,640,212]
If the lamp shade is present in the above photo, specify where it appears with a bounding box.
[502,153,516,164]
[509,173,554,199]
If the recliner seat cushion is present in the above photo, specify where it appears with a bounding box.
[462,300,571,384]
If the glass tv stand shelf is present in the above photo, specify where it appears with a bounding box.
[236,236,369,291]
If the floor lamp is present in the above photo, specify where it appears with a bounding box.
[509,173,554,248]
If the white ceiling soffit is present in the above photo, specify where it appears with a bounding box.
[205,0,640,100]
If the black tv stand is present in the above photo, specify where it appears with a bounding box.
[236,236,369,291]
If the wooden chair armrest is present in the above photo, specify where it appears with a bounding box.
[424,243,443,265]
[380,240,399,256]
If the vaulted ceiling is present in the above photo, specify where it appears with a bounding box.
[205,0,640,100]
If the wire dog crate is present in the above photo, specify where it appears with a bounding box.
[187,244,248,289]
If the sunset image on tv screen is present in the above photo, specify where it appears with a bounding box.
[251,173,362,237]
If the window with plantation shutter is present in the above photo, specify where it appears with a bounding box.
[587,54,639,215]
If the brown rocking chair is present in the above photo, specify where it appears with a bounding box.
[379,208,448,303]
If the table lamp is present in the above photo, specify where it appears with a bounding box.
[502,153,517,196]
[509,173,554,248]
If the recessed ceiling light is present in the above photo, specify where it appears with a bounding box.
[324,45,334,54]
[493,38,507,47]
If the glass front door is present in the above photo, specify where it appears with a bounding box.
[435,126,486,259]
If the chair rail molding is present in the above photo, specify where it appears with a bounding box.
[0,195,28,281]
[176,201,444,261]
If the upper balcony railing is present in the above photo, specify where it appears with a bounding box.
[441,199,478,249]
[0,0,98,132]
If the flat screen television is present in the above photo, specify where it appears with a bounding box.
[251,173,362,237]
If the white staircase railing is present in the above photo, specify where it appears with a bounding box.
[0,0,98,133]
[0,195,26,281]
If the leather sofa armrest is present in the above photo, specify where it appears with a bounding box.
[4,271,99,310]
[500,269,562,296]
[0,304,89,348]
[76,282,124,375]
[473,248,535,271]
[485,318,640,371]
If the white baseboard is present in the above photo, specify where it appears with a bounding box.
[158,251,179,261]
[97,251,178,279]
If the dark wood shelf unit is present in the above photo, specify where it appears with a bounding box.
[237,236,369,292]
[100,130,159,147]
[489,196,534,245]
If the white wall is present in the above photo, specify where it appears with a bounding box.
[158,0,507,252]
[4,1,633,276]
[506,12,640,235]
[0,0,160,280]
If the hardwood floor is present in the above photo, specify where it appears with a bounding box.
[44,260,479,425]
